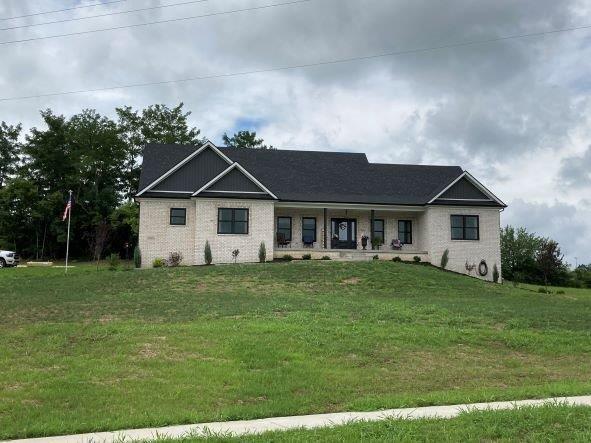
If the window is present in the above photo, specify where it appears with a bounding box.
[398,220,412,244]
[302,217,317,242]
[372,219,384,244]
[218,208,249,234]
[277,217,292,241]
[170,208,186,225]
[451,215,479,240]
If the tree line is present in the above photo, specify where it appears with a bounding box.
[501,226,590,288]
[0,103,269,261]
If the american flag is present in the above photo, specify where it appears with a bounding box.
[62,195,72,221]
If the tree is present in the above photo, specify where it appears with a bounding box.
[500,226,544,282]
[117,103,203,199]
[0,121,21,188]
[536,239,567,287]
[222,130,274,149]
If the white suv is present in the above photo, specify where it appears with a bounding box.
[0,250,20,268]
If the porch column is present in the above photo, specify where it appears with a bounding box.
[323,208,328,249]
[370,209,375,250]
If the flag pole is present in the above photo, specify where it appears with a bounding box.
[65,190,72,274]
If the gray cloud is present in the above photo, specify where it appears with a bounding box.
[1,0,591,262]
[559,145,591,187]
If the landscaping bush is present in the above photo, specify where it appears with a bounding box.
[493,263,499,283]
[108,253,120,271]
[321,256,331,260]
[392,256,402,262]
[441,249,449,269]
[282,254,293,261]
[133,246,141,268]
[373,255,379,260]
[152,258,164,268]
[232,249,240,263]
[258,242,266,263]
[204,240,212,265]
[557,290,565,294]
[413,256,421,263]
[166,252,183,267]
[302,254,312,260]
[538,287,552,294]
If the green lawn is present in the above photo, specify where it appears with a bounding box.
[1,261,590,439]
[156,405,591,442]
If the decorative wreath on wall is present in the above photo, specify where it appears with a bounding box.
[478,260,488,276]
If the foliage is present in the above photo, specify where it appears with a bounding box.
[152,258,164,268]
[231,249,240,264]
[258,242,266,263]
[413,256,421,263]
[321,255,331,260]
[536,239,567,287]
[133,246,141,268]
[282,254,293,261]
[501,226,544,283]
[441,249,449,269]
[166,252,183,267]
[371,237,381,249]
[302,254,312,260]
[392,256,402,262]
[372,254,379,260]
[492,263,499,283]
[0,121,21,189]
[204,240,212,265]
[222,130,273,149]
[0,104,202,261]
[107,253,120,271]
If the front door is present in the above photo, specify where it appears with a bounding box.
[331,218,357,249]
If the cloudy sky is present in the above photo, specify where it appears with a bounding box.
[1,0,591,265]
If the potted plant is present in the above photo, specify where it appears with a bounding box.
[361,235,369,250]
[371,237,381,250]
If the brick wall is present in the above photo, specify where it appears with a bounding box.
[137,198,196,267]
[424,206,502,281]
[194,198,275,265]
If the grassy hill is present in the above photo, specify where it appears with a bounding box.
[1,261,590,439]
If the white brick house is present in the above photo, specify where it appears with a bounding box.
[136,141,505,281]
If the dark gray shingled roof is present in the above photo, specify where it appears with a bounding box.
[138,143,503,206]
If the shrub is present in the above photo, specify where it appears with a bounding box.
[302,254,312,260]
[441,249,449,269]
[538,287,553,294]
[556,289,565,294]
[167,251,183,267]
[133,246,141,268]
[153,258,165,268]
[108,253,120,271]
[492,263,499,283]
[371,237,381,250]
[321,255,331,260]
[392,256,402,262]
[372,255,379,260]
[232,249,240,263]
[204,240,212,265]
[258,242,266,263]
[283,254,293,261]
[413,256,421,263]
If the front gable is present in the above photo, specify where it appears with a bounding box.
[193,163,277,199]
[155,147,230,192]
[428,171,505,206]
[439,177,490,200]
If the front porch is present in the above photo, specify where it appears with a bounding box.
[274,202,429,259]
[273,248,429,262]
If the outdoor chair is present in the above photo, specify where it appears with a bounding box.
[302,235,314,248]
[391,239,403,250]
[276,232,291,248]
